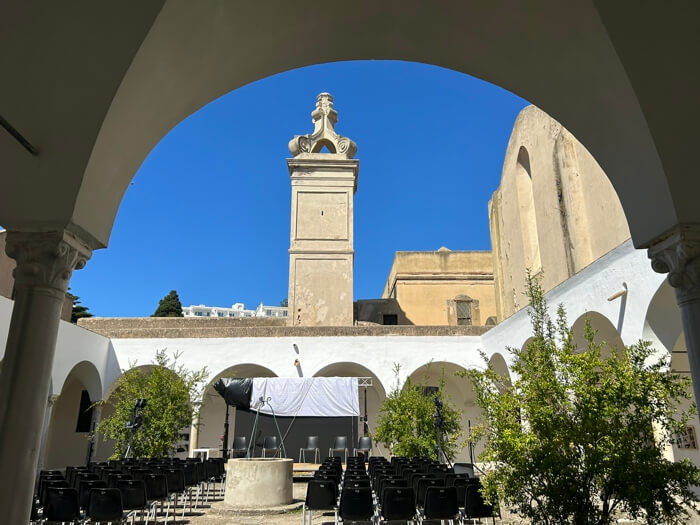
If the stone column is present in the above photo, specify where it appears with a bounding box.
[189,412,200,456]
[0,230,91,524]
[649,225,700,406]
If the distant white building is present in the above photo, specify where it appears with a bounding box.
[182,302,288,319]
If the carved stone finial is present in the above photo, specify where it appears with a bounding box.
[288,93,357,158]
[648,224,700,304]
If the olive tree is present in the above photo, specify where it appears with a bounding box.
[375,364,463,461]
[95,350,208,458]
[464,275,700,524]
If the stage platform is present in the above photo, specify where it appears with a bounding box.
[223,461,347,479]
[292,462,323,478]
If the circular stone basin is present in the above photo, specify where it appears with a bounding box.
[224,457,293,508]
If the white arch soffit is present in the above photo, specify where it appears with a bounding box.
[488,352,512,386]
[310,361,387,398]
[203,363,278,392]
[65,2,683,250]
[570,311,625,352]
[56,360,103,403]
[403,360,471,391]
[102,364,157,402]
[642,281,684,364]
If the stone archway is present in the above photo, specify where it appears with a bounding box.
[313,361,387,457]
[405,361,483,463]
[196,364,277,453]
[488,352,512,391]
[2,4,700,521]
[91,364,156,463]
[43,361,102,469]
[570,311,624,359]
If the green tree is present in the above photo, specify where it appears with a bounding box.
[70,295,93,323]
[152,290,183,317]
[465,275,700,525]
[94,350,208,458]
[375,364,463,461]
[280,298,288,307]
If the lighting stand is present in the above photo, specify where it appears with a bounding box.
[433,397,452,467]
[248,396,287,458]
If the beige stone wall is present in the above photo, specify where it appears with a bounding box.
[380,250,496,326]
[489,106,631,320]
[77,316,491,339]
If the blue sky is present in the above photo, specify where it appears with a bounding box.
[70,61,528,317]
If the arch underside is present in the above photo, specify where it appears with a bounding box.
[2,3,696,252]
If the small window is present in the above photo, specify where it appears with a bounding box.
[75,390,93,433]
[382,314,398,325]
[677,426,697,449]
[422,386,439,397]
[456,301,472,326]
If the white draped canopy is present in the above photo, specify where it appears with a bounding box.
[250,377,360,417]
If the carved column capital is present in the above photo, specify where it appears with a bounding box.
[648,224,700,303]
[4,230,92,295]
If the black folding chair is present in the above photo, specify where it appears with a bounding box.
[329,436,348,463]
[40,479,70,509]
[231,435,247,458]
[415,478,443,508]
[86,487,125,524]
[418,486,458,525]
[378,486,416,524]
[162,467,187,518]
[261,435,280,458]
[117,479,149,525]
[339,486,373,524]
[463,483,498,524]
[303,479,338,525]
[107,473,133,489]
[143,473,170,524]
[354,436,372,458]
[44,487,81,524]
[299,435,321,463]
[78,479,107,511]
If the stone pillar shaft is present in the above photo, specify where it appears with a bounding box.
[677,297,700,407]
[649,225,700,407]
[0,231,90,524]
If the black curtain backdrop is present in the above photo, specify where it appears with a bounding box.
[234,409,359,461]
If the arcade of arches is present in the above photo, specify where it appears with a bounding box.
[1,3,700,523]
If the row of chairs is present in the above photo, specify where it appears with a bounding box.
[226,434,373,463]
[299,435,372,463]
[304,455,500,524]
[31,456,225,524]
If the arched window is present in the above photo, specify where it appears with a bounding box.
[515,147,541,274]
[448,294,480,326]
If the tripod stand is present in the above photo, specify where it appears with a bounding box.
[248,396,287,458]
[433,397,452,467]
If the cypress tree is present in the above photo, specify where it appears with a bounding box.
[152,290,184,317]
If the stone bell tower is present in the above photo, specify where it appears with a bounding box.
[286,93,359,326]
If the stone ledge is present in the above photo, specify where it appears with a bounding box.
[78,317,491,339]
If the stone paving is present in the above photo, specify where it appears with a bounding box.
[165,481,533,525]
[164,481,700,525]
